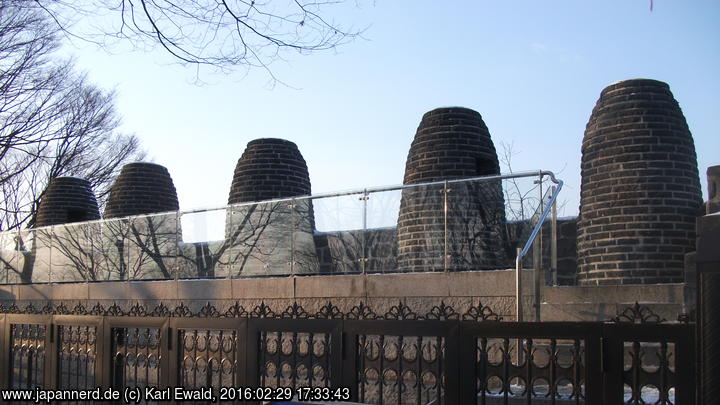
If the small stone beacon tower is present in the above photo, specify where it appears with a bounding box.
[104,162,179,218]
[35,177,100,227]
[228,138,315,275]
[397,107,507,272]
[577,79,702,285]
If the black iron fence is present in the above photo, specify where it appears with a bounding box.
[0,306,695,404]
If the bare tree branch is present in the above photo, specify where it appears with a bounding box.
[28,0,366,81]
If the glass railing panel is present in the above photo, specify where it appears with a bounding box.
[364,189,400,273]
[177,208,230,278]
[226,200,294,277]
[51,221,107,282]
[177,208,227,279]
[311,193,364,274]
[0,230,19,284]
[292,198,319,274]
[445,178,509,272]
[15,228,52,283]
[396,182,446,272]
[127,212,178,280]
[95,218,131,281]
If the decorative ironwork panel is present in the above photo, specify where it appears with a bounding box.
[10,323,46,389]
[357,334,445,405]
[622,341,676,405]
[111,328,161,400]
[476,337,585,404]
[57,325,97,397]
[259,331,332,389]
[179,329,238,396]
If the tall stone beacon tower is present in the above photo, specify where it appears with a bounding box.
[397,107,507,272]
[227,138,316,276]
[35,177,100,227]
[577,79,702,285]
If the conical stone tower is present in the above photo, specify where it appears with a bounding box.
[104,162,179,218]
[35,177,100,227]
[229,138,312,204]
[227,138,316,276]
[577,79,702,285]
[104,162,179,281]
[397,107,507,272]
[27,177,101,283]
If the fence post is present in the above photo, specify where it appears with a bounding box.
[696,214,720,404]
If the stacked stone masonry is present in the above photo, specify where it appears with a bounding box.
[577,79,703,285]
[104,162,179,218]
[228,138,311,204]
[226,138,316,276]
[397,107,508,272]
[34,177,100,227]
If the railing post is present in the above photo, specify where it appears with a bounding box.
[551,185,558,286]
[361,189,368,274]
[289,198,296,276]
[515,247,522,323]
[533,174,543,322]
[444,181,449,273]
[696,214,720,404]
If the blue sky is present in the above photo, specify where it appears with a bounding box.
[64,1,720,215]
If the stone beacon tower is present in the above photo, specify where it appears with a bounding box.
[35,177,100,227]
[104,162,179,218]
[227,138,316,276]
[397,107,507,272]
[229,138,312,203]
[577,79,702,285]
[102,162,180,281]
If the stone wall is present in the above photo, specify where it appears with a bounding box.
[577,79,702,285]
[0,271,686,323]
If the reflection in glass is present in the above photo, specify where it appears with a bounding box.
[127,213,178,280]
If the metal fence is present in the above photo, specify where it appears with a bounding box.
[0,171,562,284]
[0,301,695,404]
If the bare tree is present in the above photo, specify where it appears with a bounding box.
[0,4,144,283]
[0,3,144,231]
[28,0,364,81]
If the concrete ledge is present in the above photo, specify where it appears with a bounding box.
[0,270,689,322]
[448,269,528,296]
[0,285,16,301]
[130,280,178,300]
[88,282,128,300]
[541,302,684,322]
[366,273,449,297]
[16,284,53,301]
[295,274,364,298]
[542,284,684,304]
[231,277,294,299]
[52,283,89,300]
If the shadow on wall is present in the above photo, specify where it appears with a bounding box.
[0,289,15,301]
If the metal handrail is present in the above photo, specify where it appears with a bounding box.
[515,174,564,323]
[1,171,563,292]
[0,170,561,227]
